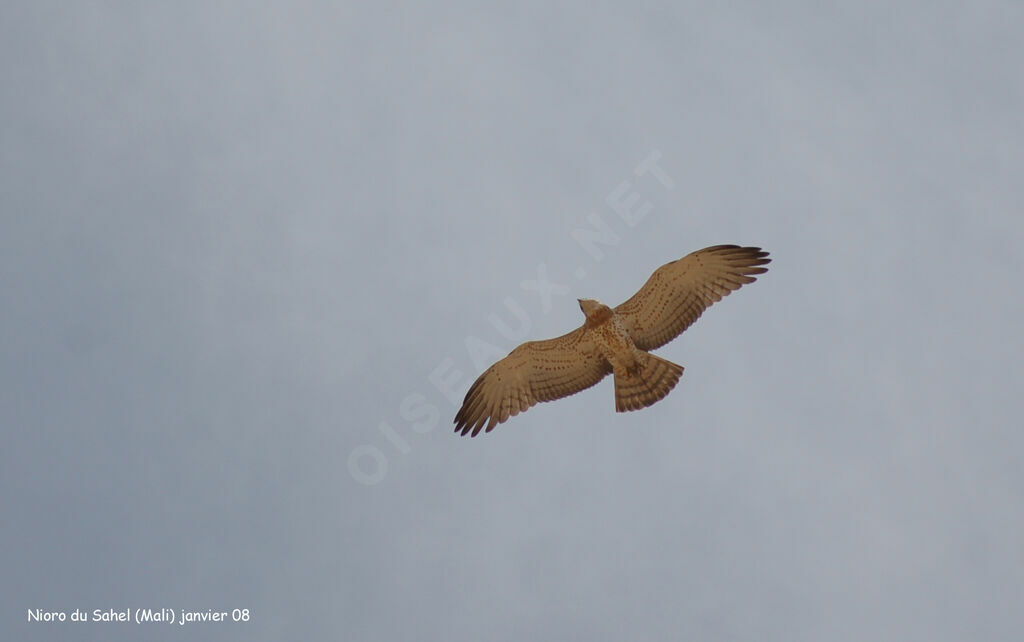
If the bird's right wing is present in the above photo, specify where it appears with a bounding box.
[454,326,612,437]
[614,245,770,351]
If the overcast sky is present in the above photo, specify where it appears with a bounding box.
[3,2,1023,641]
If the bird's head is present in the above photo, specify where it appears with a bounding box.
[578,298,611,324]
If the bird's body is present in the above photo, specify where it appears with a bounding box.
[582,299,639,372]
[454,244,770,436]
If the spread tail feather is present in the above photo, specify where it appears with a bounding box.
[614,353,684,412]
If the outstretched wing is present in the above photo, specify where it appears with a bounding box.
[614,245,770,351]
[454,326,612,437]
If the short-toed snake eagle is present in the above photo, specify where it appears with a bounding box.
[454,244,770,436]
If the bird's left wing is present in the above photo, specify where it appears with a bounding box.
[614,245,770,351]
[454,326,612,436]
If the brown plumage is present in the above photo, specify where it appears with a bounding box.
[453,244,770,436]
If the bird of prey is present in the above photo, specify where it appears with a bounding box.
[453,244,770,436]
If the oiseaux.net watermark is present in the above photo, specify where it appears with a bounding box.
[348,151,675,485]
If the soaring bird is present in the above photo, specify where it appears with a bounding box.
[454,244,770,436]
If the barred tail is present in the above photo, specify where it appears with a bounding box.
[613,353,684,412]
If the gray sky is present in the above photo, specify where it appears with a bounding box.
[3,2,1022,641]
